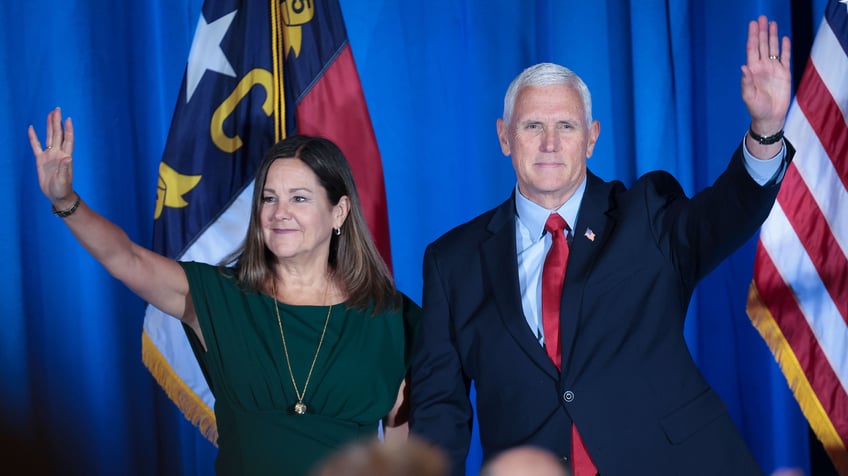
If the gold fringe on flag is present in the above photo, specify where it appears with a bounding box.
[141,330,219,445]
[746,281,848,475]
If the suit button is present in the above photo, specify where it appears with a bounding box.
[563,390,575,402]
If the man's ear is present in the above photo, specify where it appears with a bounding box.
[586,120,601,158]
[497,118,511,156]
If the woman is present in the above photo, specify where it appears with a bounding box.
[28,108,419,476]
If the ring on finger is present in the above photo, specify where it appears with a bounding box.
[46,145,53,150]
[768,55,779,60]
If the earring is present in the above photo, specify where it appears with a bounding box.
[334,227,341,236]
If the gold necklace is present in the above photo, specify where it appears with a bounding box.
[272,279,332,415]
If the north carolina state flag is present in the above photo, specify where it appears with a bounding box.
[142,0,391,441]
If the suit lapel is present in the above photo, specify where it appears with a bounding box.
[481,195,559,380]
[560,172,618,372]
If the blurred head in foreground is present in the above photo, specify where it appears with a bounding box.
[311,436,448,476]
[480,446,571,476]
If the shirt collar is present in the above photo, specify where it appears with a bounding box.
[515,177,587,241]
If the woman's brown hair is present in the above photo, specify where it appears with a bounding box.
[223,135,398,312]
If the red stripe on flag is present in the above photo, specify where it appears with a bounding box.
[754,245,848,448]
[795,61,848,189]
[296,46,393,268]
[776,166,848,323]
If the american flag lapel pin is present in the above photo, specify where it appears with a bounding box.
[584,227,596,241]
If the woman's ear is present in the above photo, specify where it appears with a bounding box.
[335,196,351,228]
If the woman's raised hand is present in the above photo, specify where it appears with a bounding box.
[28,108,76,209]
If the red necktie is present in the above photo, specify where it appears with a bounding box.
[542,213,568,369]
[541,213,597,476]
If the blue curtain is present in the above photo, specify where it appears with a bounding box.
[1,0,829,474]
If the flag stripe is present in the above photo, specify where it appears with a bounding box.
[752,245,848,450]
[776,163,848,322]
[796,64,848,191]
[779,15,848,323]
[759,203,848,399]
[295,45,393,266]
[815,11,848,125]
[789,20,848,259]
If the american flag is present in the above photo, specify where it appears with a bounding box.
[746,1,848,474]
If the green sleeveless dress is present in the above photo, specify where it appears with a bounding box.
[180,261,420,476]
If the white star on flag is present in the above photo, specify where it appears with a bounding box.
[185,10,238,102]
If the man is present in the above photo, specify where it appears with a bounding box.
[409,15,792,476]
[480,447,570,476]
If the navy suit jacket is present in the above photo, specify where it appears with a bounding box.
[409,141,794,476]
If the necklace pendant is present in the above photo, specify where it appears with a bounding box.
[294,402,307,414]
